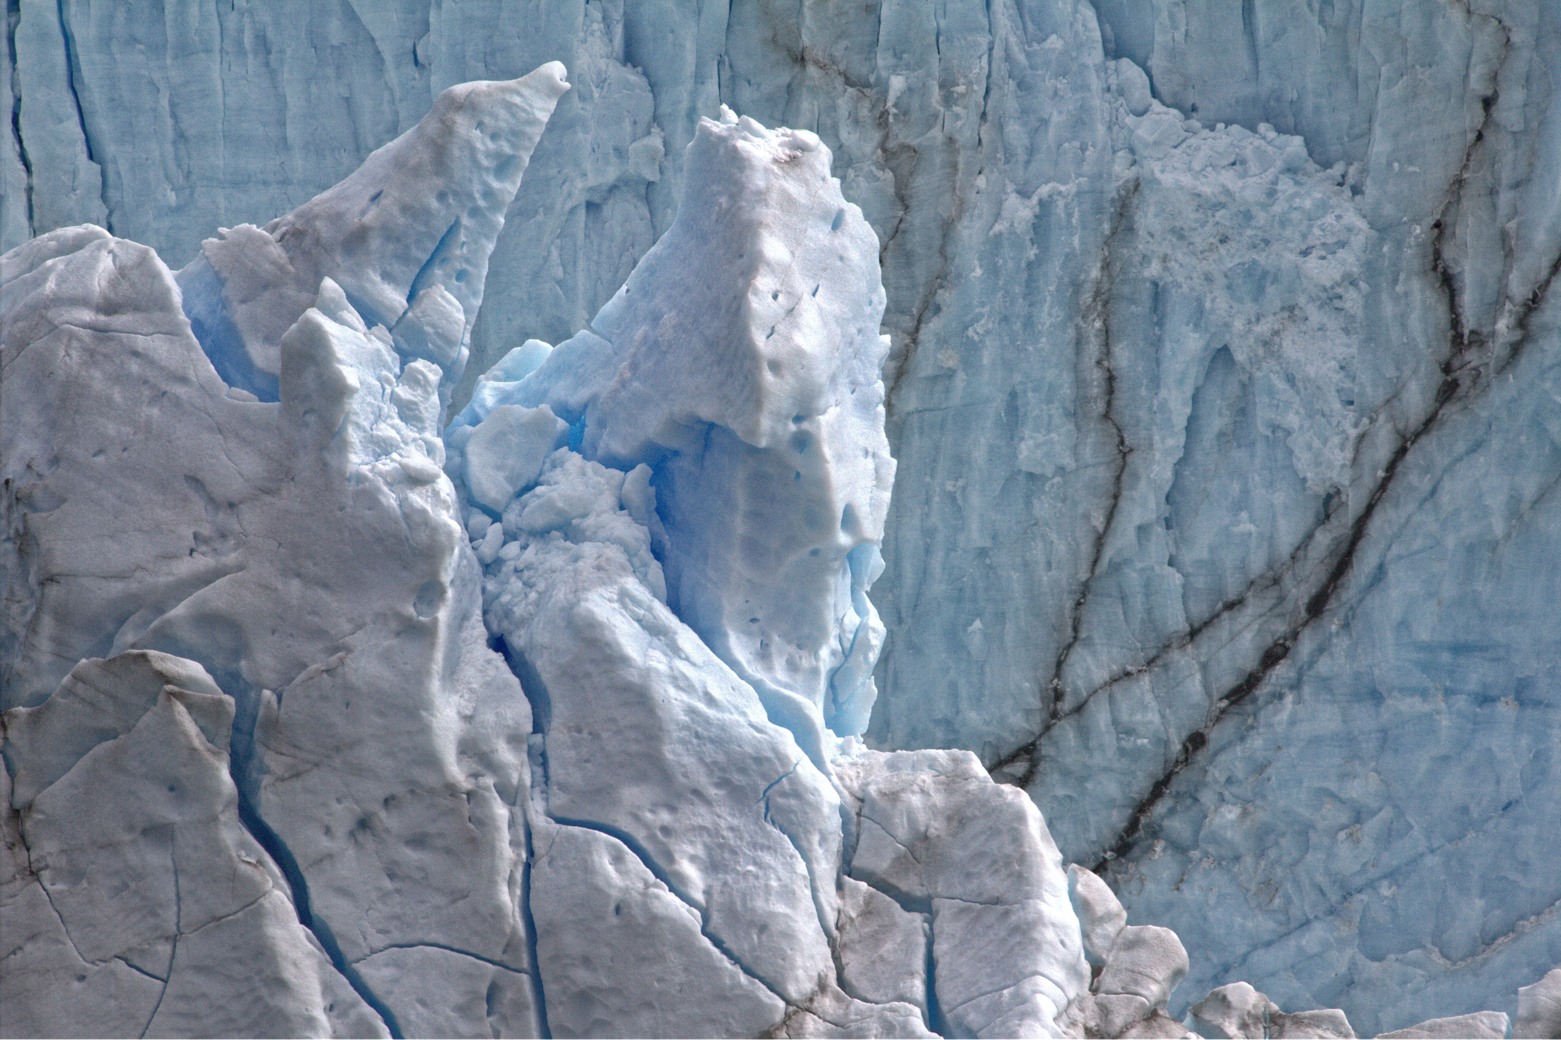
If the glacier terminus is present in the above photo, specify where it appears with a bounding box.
[4,2,1561,1038]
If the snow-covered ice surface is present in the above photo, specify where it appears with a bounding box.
[5,2,1561,1036]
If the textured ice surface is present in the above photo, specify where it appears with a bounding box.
[455,111,895,748]
[2,68,1097,1039]
[452,111,1084,1036]
[5,1,1561,1034]
[2,71,571,1034]
[1,651,384,1038]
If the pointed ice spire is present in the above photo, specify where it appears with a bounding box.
[458,113,894,744]
[177,63,569,401]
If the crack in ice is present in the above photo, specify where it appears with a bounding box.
[5,0,33,235]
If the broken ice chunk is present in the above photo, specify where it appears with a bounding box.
[464,403,569,514]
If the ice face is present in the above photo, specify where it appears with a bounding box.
[452,112,895,748]
[2,68,1093,1039]
[6,2,1561,1034]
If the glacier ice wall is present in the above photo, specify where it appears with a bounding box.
[5,1,1561,1034]
[3,68,1126,1040]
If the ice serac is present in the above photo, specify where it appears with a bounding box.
[175,63,568,403]
[5,66,1103,1039]
[2,69,570,1036]
[451,110,1091,1037]
[834,747,1091,1037]
[458,110,895,750]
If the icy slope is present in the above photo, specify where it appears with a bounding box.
[5,2,1561,1032]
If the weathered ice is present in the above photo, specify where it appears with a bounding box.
[3,2,1559,1035]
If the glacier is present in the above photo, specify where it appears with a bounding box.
[4,1,1561,1037]
[1,64,1117,1039]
